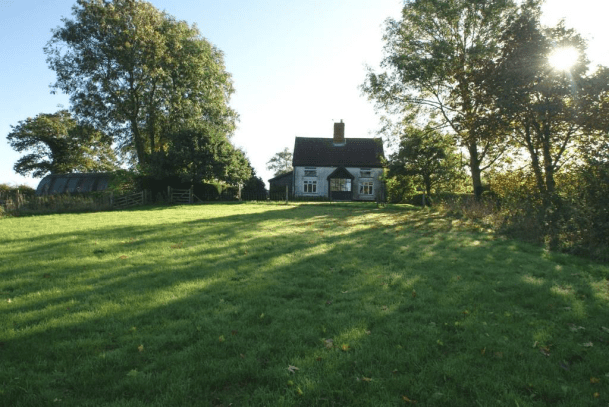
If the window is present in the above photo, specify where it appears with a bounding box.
[360,168,372,178]
[330,178,351,192]
[304,167,317,177]
[304,180,317,193]
[359,181,374,195]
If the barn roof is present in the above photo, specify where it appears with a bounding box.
[292,137,384,168]
[268,171,293,184]
[36,173,112,195]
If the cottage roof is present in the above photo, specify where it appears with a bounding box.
[292,137,384,168]
[36,173,112,195]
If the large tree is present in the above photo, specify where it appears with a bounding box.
[149,126,251,185]
[489,6,609,202]
[45,0,237,169]
[6,110,117,178]
[362,0,517,197]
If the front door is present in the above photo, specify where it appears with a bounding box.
[330,178,352,200]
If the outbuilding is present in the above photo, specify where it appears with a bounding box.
[36,173,112,195]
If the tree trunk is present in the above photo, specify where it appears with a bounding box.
[131,120,147,167]
[523,124,546,198]
[541,118,559,250]
[468,141,484,199]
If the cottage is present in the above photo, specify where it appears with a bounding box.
[292,121,385,201]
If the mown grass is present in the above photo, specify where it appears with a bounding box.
[1,202,608,406]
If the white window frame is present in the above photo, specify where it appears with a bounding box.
[359,181,374,195]
[330,178,351,192]
[303,180,317,193]
[304,167,317,177]
[360,168,372,178]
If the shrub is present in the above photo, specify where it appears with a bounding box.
[16,184,36,198]
[384,175,416,203]
[108,170,140,193]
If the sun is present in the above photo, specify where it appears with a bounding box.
[549,47,579,70]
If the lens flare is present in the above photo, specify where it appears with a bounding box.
[549,47,579,70]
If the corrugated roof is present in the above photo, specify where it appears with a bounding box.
[292,137,384,167]
[36,173,112,195]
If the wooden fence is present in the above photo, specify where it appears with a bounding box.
[1,185,349,214]
[167,186,201,204]
[111,190,147,209]
[0,190,151,214]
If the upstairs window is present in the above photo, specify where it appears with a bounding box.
[304,167,317,177]
[360,168,372,178]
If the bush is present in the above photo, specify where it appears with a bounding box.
[16,184,36,198]
[438,165,609,262]
[384,175,416,203]
[108,170,140,193]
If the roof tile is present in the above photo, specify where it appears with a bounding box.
[293,137,384,167]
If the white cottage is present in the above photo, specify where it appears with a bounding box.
[292,121,385,201]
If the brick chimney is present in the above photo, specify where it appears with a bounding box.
[333,120,345,145]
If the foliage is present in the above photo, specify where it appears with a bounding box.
[488,167,539,207]
[15,185,36,198]
[388,125,465,196]
[0,183,36,198]
[150,127,251,185]
[266,147,293,177]
[557,157,609,260]
[241,167,267,197]
[0,191,113,216]
[362,0,517,197]
[45,0,237,169]
[107,169,141,193]
[488,4,609,202]
[6,110,117,178]
[384,175,416,203]
[0,184,37,217]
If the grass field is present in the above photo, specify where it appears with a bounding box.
[1,202,608,406]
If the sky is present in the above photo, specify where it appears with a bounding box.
[1,0,607,190]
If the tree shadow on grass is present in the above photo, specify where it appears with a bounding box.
[1,203,608,406]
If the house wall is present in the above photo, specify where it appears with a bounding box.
[293,166,383,200]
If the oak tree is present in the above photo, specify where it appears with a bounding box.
[7,110,117,178]
[45,0,237,170]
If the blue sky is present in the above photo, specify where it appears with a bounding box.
[1,0,607,189]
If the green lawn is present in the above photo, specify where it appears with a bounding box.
[1,202,608,406]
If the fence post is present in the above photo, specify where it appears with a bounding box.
[285,185,288,204]
[168,186,172,204]
[110,191,114,207]
[189,187,193,204]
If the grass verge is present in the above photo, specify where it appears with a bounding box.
[1,202,608,406]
